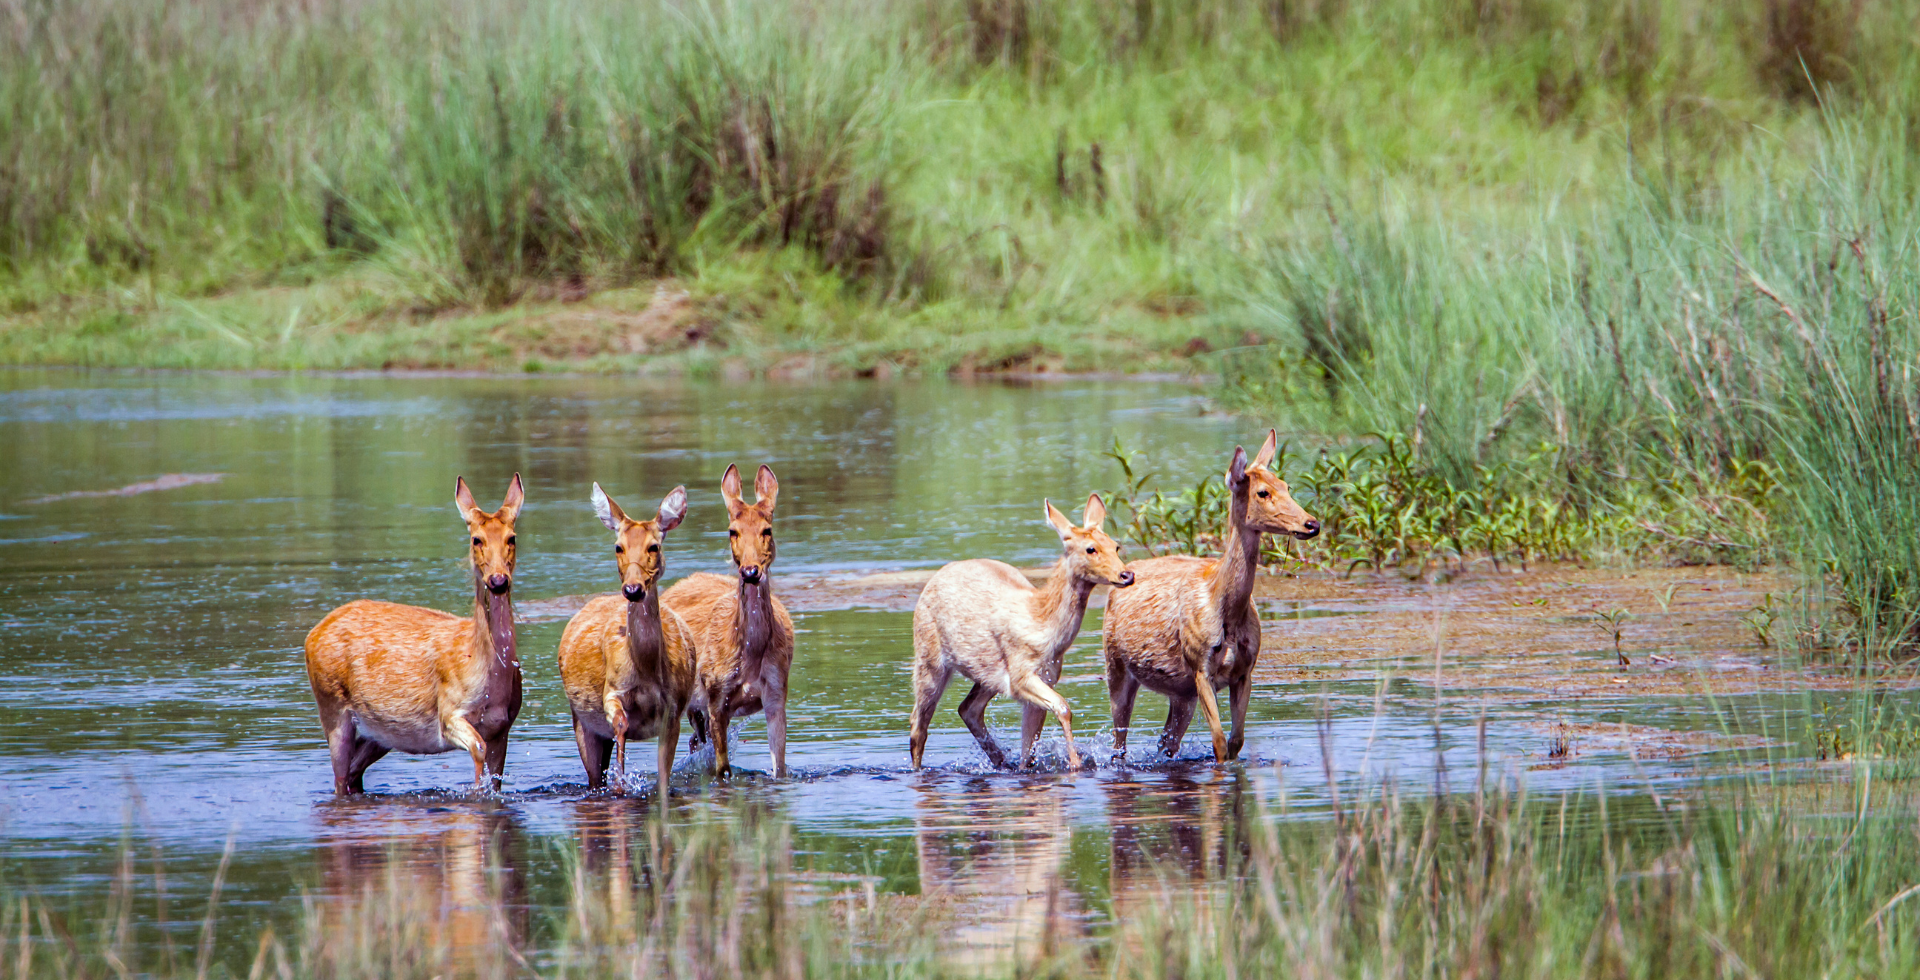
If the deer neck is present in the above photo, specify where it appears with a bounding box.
[468,579,519,701]
[734,574,777,683]
[623,588,668,685]
[1209,486,1262,614]
[1030,555,1096,659]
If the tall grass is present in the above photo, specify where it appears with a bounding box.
[1213,101,1920,655]
[2,0,1905,331]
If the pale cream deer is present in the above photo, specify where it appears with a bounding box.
[557,483,695,795]
[909,494,1133,771]
[661,463,796,778]
[305,474,526,794]
[1102,432,1319,763]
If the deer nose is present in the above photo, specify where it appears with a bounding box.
[622,582,646,602]
[739,565,762,584]
[486,573,510,594]
[1301,520,1321,538]
[1117,570,1135,587]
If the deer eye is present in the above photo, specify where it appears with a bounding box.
[471,536,483,547]
[1256,490,1270,498]
[647,544,659,553]
[615,544,624,554]
[762,529,773,537]
[506,535,515,545]
[729,529,739,538]
[1086,545,1096,554]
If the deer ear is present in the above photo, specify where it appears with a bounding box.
[1043,499,1074,537]
[1251,429,1278,470]
[501,473,525,521]
[720,463,744,516]
[455,476,480,521]
[1226,446,1249,489]
[754,464,779,510]
[1082,492,1107,530]
[656,486,688,532]
[591,482,626,532]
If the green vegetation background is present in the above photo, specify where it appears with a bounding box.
[5,0,1920,649]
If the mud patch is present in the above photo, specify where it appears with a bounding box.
[23,472,224,504]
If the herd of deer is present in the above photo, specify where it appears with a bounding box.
[303,431,1321,800]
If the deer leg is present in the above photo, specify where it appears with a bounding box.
[761,666,789,778]
[956,683,1009,769]
[608,702,630,789]
[656,711,680,807]
[344,738,389,795]
[909,661,952,770]
[445,715,491,792]
[572,711,612,789]
[483,735,509,792]
[687,708,710,750]
[1012,673,1080,770]
[1108,666,1141,763]
[1192,670,1229,764]
[711,697,735,779]
[1158,696,1196,759]
[1227,675,1252,761]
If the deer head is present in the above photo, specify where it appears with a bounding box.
[456,473,524,594]
[720,463,779,585]
[592,483,689,603]
[1044,493,1134,588]
[1226,430,1319,540]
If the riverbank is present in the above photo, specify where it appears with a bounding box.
[3,0,1907,377]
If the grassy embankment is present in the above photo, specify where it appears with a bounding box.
[0,0,1907,376]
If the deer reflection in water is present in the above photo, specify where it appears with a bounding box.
[1102,766,1251,912]
[312,801,528,978]
[911,775,1086,969]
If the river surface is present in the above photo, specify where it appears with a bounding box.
[0,369,1781,968]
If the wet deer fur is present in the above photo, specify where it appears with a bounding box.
[557,483,695,794]
[1102,432,1320,763]
[661,463,796,778]
[909,494,1133,771]
[305,474,526,795]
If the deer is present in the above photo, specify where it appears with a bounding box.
[909,494,1134,772]
[1101,431,1319,765]
[557,483,694,796]
[660,463,796,778]
[305,474,525,795]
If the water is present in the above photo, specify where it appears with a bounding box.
[0,369,1780,967]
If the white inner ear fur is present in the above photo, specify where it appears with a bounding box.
[657,487,688,531]
[591,483,621,532]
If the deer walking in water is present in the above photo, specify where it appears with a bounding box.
[1102,432,1319,764]
[305,475,526,795]
[909,494,1133,771]
[557,483,695,795]
[661,463,795,778]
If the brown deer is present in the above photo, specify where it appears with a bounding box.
[1102,432,1319,764]
[305,474,526,795]
[909,494,1133,771]
[661,463,795,778]
[557,483,694,795]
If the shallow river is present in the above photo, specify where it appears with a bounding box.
[0,370,1775,967]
